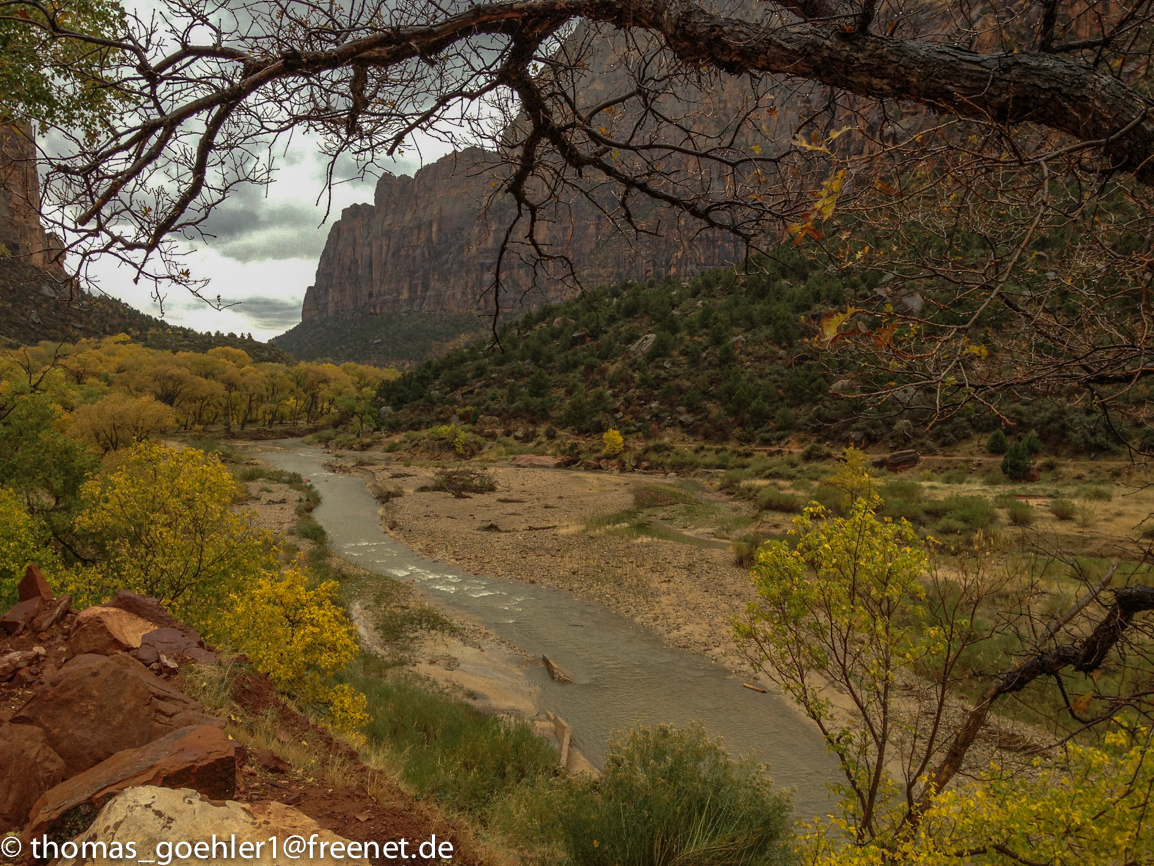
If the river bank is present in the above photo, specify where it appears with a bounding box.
[243,439,839,817]
[235,445,600,775]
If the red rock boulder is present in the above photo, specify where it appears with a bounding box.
[0,722,66,832]
[24,725,238,843]
[107,591,200,641]
[18,564,54,603]
[32,595,72,632]
[68,606,158,657]
[12,653,224,776]
[0,597,42,635]
[0,647,45,682]
[139,627,220,665]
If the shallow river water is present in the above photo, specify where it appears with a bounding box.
[259,441,838,819]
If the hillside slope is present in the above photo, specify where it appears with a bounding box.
[0,258,293,362]
[273,308,496,366]
[378,251,1126,456]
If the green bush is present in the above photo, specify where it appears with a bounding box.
[292,515,326,542]
[940,468,970,484]
[554,723,793,866]
[1001,441,1033,481]
[757,487,802,514]
[880,480,924,503]
[924,496,996,532]
[1023,430,1043,456]
[1050,499,1077,520]
[1006,501,1035,525]
[802,442,830,462]
[1082,486,1114,502]
[879,498,928,526]
[987,429,1009,454]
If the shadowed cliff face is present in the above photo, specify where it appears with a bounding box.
[0,123,65,274]
[301,145,748,321]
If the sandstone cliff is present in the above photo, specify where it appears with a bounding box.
[0,123,65,273]
[301,147,746,321]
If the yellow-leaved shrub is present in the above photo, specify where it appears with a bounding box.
[72,441,270,624]
[71,441,368,729]
[602,428,624,457]
[222,566,366,730]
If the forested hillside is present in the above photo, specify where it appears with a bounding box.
[379,250,1127,456]
[273,308,494,367]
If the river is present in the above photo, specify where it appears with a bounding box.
[258,441,839,820]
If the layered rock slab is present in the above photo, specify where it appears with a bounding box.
[24,726,238,844]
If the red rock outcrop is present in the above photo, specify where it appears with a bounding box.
[12,652,224,775]
[24,725,238,843]
[0,722,66,831]
[68,606,158,656]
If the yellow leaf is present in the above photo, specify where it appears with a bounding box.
[818,307,859,346]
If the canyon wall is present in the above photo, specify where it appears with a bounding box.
[0,123,65,273]
[301,147,745,321]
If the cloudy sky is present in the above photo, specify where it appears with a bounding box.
[84,138,445,341]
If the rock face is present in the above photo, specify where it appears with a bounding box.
[12,653,224,775]
[56,787,374,866]
[0,123,64,272]
[301,147,744,322]
[0,723,66,831]
[25,726,238,844]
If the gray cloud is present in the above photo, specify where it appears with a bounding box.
[223,295,303,331]
[196,184,336,263]
[173,292,303,332]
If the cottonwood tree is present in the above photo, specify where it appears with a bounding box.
[7,0,1154,425]
[737,456,1154,863]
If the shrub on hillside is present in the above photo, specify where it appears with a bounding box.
[986,429,1008,454]
[602,428,625,457]
[1023,429,1043,456]
[757,486,802,514]
[802,442,831,462]
[1050,499,1077,520]
[223,566,365,729]
[72,441,272,624]
[1006,500,1035,525]
[1001,441,1033,481]
[554,723,793,866]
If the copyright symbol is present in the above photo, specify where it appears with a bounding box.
[1,837,22,859]
[283,836,306,859]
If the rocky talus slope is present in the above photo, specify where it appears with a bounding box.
[0,565,474,866]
